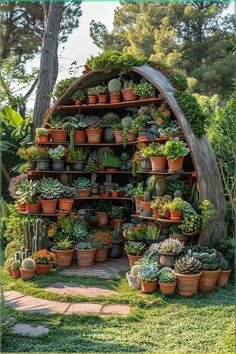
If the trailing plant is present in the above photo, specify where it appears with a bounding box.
[174,255,202,274]
[133,79,154,98]
[72,177,91,189]
[163,138,189,160]
[37,178,64,199]
[124,241,146,256]
[168,71,188,91]
[157,238,184,255]
[71,88,86,101]
[48,145,65,160]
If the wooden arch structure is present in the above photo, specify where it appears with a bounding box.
[44,64,226,246]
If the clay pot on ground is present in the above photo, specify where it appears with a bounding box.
[98,94,108,103]
[126,271,141,289]
[20,267,35,280]
[140,281,157,294]
[113,130,123,143]
[39,199,58,214]
[6,266,13,276]
[77,188,91,198]
[12,269,21,279]
[16,201,26,212]
[95,211,109,226]
[51,248,74,267]
[75,248,97,266]
[140,201,152,213]
[37,135,49,143]
[159,253,177,268]
[85,128,102,144]
[59,199,74,212]
[216,269,231,288]
[73,161,84,171]
[174,272,202,297]
[159,281,177,296]
[127,254,143,268]
[121,88,138,101]
[36,160,50,171]
[111,191,120,198]
[88,95,97,104]
[167,157,184,172]
[26,201,41,214]
[170,210,182,221]
[109,93,121,103]
[74,130,86,143]
[52,160,65,171]
[49,129,68,142]
[36,263,52,275]
[95,248,108,262]
[198,269,220,292]
[127,132,137,142]
[150,157,166,171]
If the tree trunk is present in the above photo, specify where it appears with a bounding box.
[33,1,64,134]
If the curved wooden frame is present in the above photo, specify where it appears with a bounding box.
[44,64,226,245]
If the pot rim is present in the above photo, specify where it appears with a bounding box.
[174,271,202,278]
[51,248,74,253]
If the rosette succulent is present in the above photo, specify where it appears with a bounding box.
[187,246,220,271]
[37,178,64,199]
[174,255,202,274]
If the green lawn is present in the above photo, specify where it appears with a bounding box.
[1,267,234,353]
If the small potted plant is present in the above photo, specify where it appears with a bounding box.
[47,116,70,142]
[66,147,88,171]
[59,186,77,212]
[94,230,112,262]
[123,223,146,242]
[163,138,190,172]
[48,144,66,171]
[144,142,166,171]
[51,237,74,267]
[108,78,122,103]
[109,206,126,226]
[120,152,131,171]
[94,85,108,103]
[126,264,142,289]
[68,116,87,143]
[145,224,161,245]
[15,179,40,214]
[121,79,138,101]
[110,183,121,197]
[11,260,21,279]
[216,253,231,288]
[169,224,189,244]
[95,202,109,226]
[4,258,14,276]
[71,88,86,105]
[121,116,137,146]
[134,79,155,99]
[158,271,177,296]
[35,147,50,171]
[37,177,64,214]
[174,255,202,297]
[72,177,91,197]
[108,225,124,259]
[103,155,121,171]
[140,191,152,216]
[89,215,99,226]
[75,241,97,266]
[137,266,159,293]
[20,258,36,280]
[101,112,120,143]
[157,238,185,268]
[35,128,49,143]
[125,241,146,268]
[32,249,55,275]
[112,123,123,143]
[131,113,150,141]
[165,197,185,221]
[134,183,144,214]
[81,115,102,143]
[87,87,98,104]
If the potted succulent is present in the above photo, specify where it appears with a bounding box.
[73,219,89,241]
[20,258,36,280]
[174,255,202,297]
[95,202,109,226]
[94,85,108,103]
[35,127,49,143]
[94,230,112,262]
[163,138,190,172]
[72,177,91,197]
[15,179,40,214]
[112,122,123,143]
[48,145,66,171]
[89,215,99,226]
[134,79,155,99]
[37,177,64,214]
[145,224,161,245]
[157,238,185,268]
[120,152,131,171]
[121,79,138,101]
[75,241,97,266]
[34,147,50,171]
[11,260,21,279]
[9,177,27,212]
[66,147,88,171]
[109,206,126,226]
[126,264,142,289]
[68,116,87,143]
[103,155,121,171]
[71,88,86,105]
[59,186,77,212]
[123,223,146,242]
[101,112,120,143]
[134,183,144,214]
[165,197,185,221]
[110,183,121,197]
[87,87,98,104]
[169,224,189,244]
[51,237,74,267]
[140,191,152,215]
[121,116,137,146]
[108,78,122,103]
[137,266,159,293]
[131,112,150,141]
[47,116,70,142]
[81,115,102,143]
[216,253,231,288]
[4,258,14,276]
[125,241,146,268]
[144,142,166,171]
[32,249,55,275]
[108,225,124,259]
[158,271,177,296]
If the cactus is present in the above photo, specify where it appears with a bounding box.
[174,190,182,198]
[155,176,166,197]
[159,267,173,274]
[42,225,50,250]
[174,255,202,274]
[130,264,142,278]
[122,116,132,128]
[91,173,97,185]
[143,191,150,202]
[187,246,220,270]
[163,194,173,202]
[22,258,35,269]
[23,220,32,251]
[32,219,43,253]
[108,79,122,93]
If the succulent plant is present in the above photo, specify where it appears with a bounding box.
[73,219,89,241]
[22,258,35,269]
[165,197,185,211]
[48,116,70,129]
[81,115,102,128]
[174,255,202,274]
[143,191,151,202]
[187,246,220,270]
[101,112,120,127]
[103,156,121,169]
[137,266,159,282]
[36,128,48,136]
[218,252,230,270]
[72,177,91,190]
[76,242,95,250]
[11,260,21,270]
[60,186,77,199]
[15,179,39,204]
[159,272,176,283]
[125,241,146,256]
[87,87,98,96]
[130,264,142,277]
[159,266,173,274]
[123,79,135,89]
[37,178,64,199]
[122,116,133,128]
[57,237,73,250]
[48,145,65,160]
[179,212,201,233]
[157,238,184,255]
[108,78,122,93]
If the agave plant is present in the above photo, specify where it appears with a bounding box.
[37,178,64,199]
[71,177,91,190]
[47,116,70,129]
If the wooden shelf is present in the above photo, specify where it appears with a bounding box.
[75,196,132,200]
[19,211,61,217]
[137,171,194,175]
[29,141,138,146]
[57,97,162,111]
[138,215,183,223]
[28,170,133,175]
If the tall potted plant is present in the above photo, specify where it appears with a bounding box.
[125,241,146,268]
[82,115,102,143]
[48,145,66,171]
[37,177,64,214]
[51,238,74,267]
[163,138,190,172]
[144,142,166,171]
[68,116,87,143]
[59,186,77,212]
[47,116,70,142]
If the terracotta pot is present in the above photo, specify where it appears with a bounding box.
[112,218,125,227]
[74,99,82,105]
[39,199,58,214]
[20,267,35,280]
[17,202,26,212]
[78,188,91,197]
[159,253,176,268]
[109,92,121,103]
[98,94,108,103]
[52,249,74,267]
[167,157,184,172]
[6,266,13,276]
[163,210,171,219]
[141,281,157,294]
[216,269,231,288]
[76,248,97,266]
[174,272,202,297]
[111,191,120,198]
[135,197,143,214]
[141,201,152,213]
[170,210,182,221]
[37,135,48,143]
[127,254,143,268]
[85,128,102,143]
[95,211,109,226]
[126,271,141,289]
[121,88,138,101]
[36,263,52,275]
[59,199,74,212]
[169,234,189,245]
[127,132,137,142]
[113,130,123,143]
[88,95,97,104]
[159,281,177,296]
[198,269,220,293]
[106,168,118,172]
[95,248,108,262]
[74,130,86,143]
[49,129,68,142]
[26,201,41,214]
[150,157,166,171]
[12,269,21,279]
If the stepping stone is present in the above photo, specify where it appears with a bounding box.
[11,323,49,337]
[45,282,118,297]
[101,304,131,315]
[65,303,102,314]
[60,257,129,279]
[4,291,26,302]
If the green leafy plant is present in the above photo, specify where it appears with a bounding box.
[35,128,48,137]
[159,120,181,138]
[101,112,120,127]
[164,180,190,196]
[109,206,125,219]
[73,219,89,241]
[199,199,216,230]
[87,87,98,96]
[159,271,176,283]
[37,178,64,199]
[93,85,107,95]
[174,255,202,274]
[137,266,159,282]
[72,177,91,190]
[53,77,76,99]
[131,114,149,132]
[15,179,39,204]
[144,142,165,157]
[11,260,21,270]
[125,241,146,256]
[163,138,189,160]
[165,197,185,211]
[85,156,98,171]
[57,237,73,250]
[47,116,70,129]
[123,79,136,89]
[112,122,123,130]
[134,79,154,98]
[157,238,184,255]
[103,156,121,169]
[17,146,48,161]
[48,145,65,160]
[68,115,87,130]
[146,224,161,240]
[71,88,86,101]
[168,71,188,91]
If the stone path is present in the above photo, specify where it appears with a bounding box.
[60,257,129,278]
[4,291,131,315]
[45,282,119,297]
